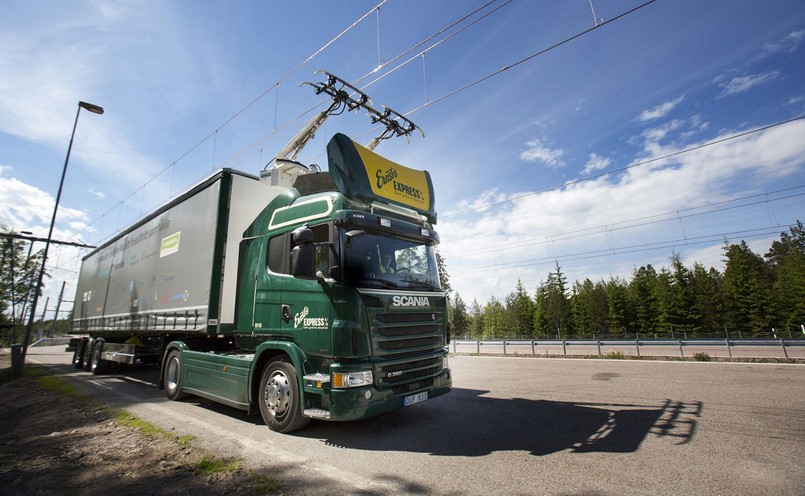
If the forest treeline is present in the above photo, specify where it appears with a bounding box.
[447,222,805,340]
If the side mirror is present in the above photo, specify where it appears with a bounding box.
[292,225,314,246]
[291,244,317,279]
[345,229,365,247]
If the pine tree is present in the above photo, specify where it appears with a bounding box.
[468,298,483,339]
[723,241,773,335]
[533,262,571,338]
[629,265,661,335]
[482,296,506,339]
[766,222,805,331]
[667,254,696,335]
[435,249,451,293]
[569,278,609,337]
[606,277,632,337]
[505,279,535,339]
[690,263,725,335]
[449,293,469,339]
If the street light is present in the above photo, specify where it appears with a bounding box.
[22,101,104,360]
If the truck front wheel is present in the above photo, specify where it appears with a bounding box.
[163,350,188,400]
[258,359,309,433]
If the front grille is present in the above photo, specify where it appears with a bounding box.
[377,313,435,323]
[378,336,441,351]
[373,311,444,357]
[369,303,446,390]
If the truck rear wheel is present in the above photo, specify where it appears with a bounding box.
[90,339,108,375]
[163,350,188,400]
[73,338,87,369]
[81,339,94,371]
[258,359,309,433]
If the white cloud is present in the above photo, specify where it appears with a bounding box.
[88,187,106,199]
[763,29,804,54]
[0,168,90,236]
[519,139,565,168]
[718,71,779,98]
[581,153,612,175]
[636,95,684,123]
[440,119,805,304]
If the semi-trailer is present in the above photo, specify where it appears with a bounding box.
[70,73,451,432]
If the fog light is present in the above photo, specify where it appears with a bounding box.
[364,390,373,400]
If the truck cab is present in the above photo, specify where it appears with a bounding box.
[167,133,451,432]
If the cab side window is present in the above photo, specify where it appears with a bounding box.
[267,234,288,274]
[267,223,332,276]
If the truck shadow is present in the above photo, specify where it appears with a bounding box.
[298,388,702,457]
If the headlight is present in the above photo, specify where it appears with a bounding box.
[332,370,373,388]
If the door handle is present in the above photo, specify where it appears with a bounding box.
[281,305,291,322]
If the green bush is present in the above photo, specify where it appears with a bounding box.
[605,351,626,360]
[693,352,711,361]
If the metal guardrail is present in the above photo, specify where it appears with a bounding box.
[451,338,805,360]
[29,337,72,347]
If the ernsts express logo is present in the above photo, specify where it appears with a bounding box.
[376,166,422,201]
[294,306,328,330]
[392,295,430,307]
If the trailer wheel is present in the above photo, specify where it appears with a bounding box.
[90,339,108,375]
[258,359,309,433]
[81,339,95,371]
[73,338,86,369]
[163,350,188,400]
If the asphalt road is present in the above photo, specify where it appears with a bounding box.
[24,346,805,495]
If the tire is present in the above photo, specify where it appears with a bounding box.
[258,359,309,433]
[90,339,107,375]
[73,339,86,369]
[81,339,95,371]
[163,350,188,400]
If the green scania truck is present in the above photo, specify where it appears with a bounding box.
[70,74,451,432]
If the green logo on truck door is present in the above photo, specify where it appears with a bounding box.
[160,232,181,258]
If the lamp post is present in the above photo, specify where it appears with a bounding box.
[22,101,103,360]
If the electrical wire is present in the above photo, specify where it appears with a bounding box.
[444,115,805,218]
[460,223,799,274]
[451,186,805,258]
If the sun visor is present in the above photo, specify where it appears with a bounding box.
[327,133,436,224]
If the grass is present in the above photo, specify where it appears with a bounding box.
[604,351,626,360]
[693,352,712,361]
[194,456,242,475]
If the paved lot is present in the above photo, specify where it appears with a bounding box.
[21,346,805,495]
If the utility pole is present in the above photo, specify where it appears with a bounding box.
[50,281,66,338]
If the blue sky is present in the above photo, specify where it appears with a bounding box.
[1,0,803,317]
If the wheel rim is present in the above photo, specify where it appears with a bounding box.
[166,358,180,392]
[264,370,290,418]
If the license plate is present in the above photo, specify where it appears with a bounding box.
[403,391,428,407]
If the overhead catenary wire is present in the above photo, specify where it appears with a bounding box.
[302,0,654,164]
[67,0,390,243]
[443,114,805,218]
[460,222,802,275]
[450,187,805,258]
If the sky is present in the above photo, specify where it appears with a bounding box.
[1,0,804,320]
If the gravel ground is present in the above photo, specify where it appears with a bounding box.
[0,351,284,495]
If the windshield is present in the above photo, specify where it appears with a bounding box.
[342,230,442,291]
